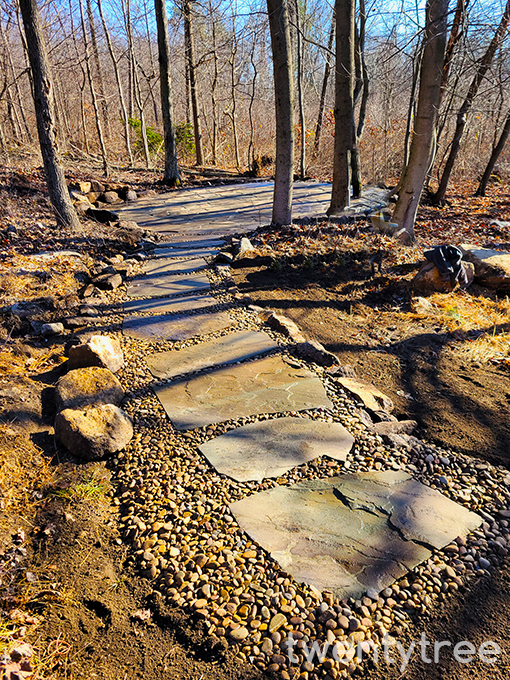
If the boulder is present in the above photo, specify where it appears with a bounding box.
[85,207,119,223]
[55,404,133,460]
[67,335,124,372]
[460,244,510,290]
[325,364,357,378]
[73,181,91,194]
[55,366,124,411]
[294,340,339,367]
[337,377,394,413]
[101,191,121,204]
[93,272,123,290]
[86,191,101,204]
[412,261,474,295]
[125,190,138,201]
[41,322,64,337]
[259,310,305,343]
[89,180,105,193]
[372,419,418,437]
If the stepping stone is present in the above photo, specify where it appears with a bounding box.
[146,330,278,379]
[153,246,220,259]
[123,293,218,316]
[157,238,225,249]
[123,310,233,341]
[126,272,210,298]
[141,257,208,277]
[154,355,333,430]
[199,417,354,482]
[230,471,482,599]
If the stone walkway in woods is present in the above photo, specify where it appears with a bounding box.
[119,181,482,601]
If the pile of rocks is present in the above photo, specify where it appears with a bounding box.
[69,180,138,220]
[54,335,133,460]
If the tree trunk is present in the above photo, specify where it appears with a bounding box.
[154,0,180,185]
[313,12,334,159]
[476,109,510,196]
[440,0,469,104]
[295,0,306,179]
[392,0,449,240]
[247,37,258,169]
[86,0,109,138]
[18,0,79,229]
[228,30,240,172]
[351,0,368,199]
[403,45,423,168]
[433,0,510,205]
[328,0,355,215]
[267,0,294,226]
[97,0,133,166]
[79,0,109,176]
[184,0,204,166]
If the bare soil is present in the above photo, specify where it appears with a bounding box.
[232,250,510,468]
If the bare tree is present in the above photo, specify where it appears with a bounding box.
[432,0,510,205]
[476,108,510,196]
[392,0,449,239]
[328,0,355,215]
[184,0,204,165]
[313,11,334,159]
[154,0,180,185]
[267,0,294,225]
[18,0,79,229]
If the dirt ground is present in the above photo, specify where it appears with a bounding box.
[232,243,510,468]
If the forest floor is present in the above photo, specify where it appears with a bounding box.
[1,156,510,680]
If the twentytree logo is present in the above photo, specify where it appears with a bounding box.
[285,633,501,672]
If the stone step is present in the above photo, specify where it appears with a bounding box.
[123,309,233,342]
[146,330,278,380]
[154,354,333,430]
[126,272,210,298]
[123,293,218,316]
[141,258,208,277]
[199,416,354,482]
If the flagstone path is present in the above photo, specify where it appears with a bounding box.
[119,181,482,603]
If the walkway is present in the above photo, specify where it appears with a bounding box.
[117,182,484,674]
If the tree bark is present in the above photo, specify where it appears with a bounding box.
[18,0,79,229]
[154,0,180,185]
[439,0,469,104]
[476,109,510,196]
[97,0,133,166]
[328,0,355,215]
[267,0,294,226]
[351,0,368,199]
[313,12,334,159]
[86,0,109,138]
[79,0,109,177]
[392,0,449,240]
[433,0,510,205]
[295,0,306,179]
[184,0,204,166]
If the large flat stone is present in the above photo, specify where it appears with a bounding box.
[460,244,510,290]
[153,246,220,259]
[154,355,333,430]
[199,417,354,481]
[336,377,394,413]
[230,471,482,599]
[141,258,208,277]
[123,293,218,315]
[126,272,210,298]
[123,310,233,341]
[156,238,225,249]
[146,330,278,379]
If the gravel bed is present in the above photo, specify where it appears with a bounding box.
[104,252,510,679]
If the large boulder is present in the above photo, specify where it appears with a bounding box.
[55,366,124,411]
[412,261,474,295]
[67,335,124,372]
[55,404,133,460]
[460,244,510,290]
[294,340,339,366]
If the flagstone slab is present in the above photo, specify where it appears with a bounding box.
[157,238,225,249]
[126,272,210,298]
[154,355,333,430]
[123,293,218,316]
[146,330,278,380]
[153,246,220,259]
[141,257,208,277]
[199,417,354,481]
[230,471,482,599]
[123,310,233,341]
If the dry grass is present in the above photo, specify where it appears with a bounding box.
[411,290,510,365]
